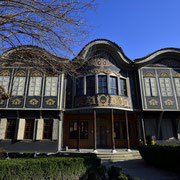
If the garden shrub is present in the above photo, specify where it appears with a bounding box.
[108,166,140,180]
[0,156,89,179]
[0,148,7,160]
[87,166,106,180]
[138,144,180,171]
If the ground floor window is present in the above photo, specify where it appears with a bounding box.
[5,119,16,139]
[24,119,34,139]
[114,120,132,140]
[43,119,53,139]
[69,121,88,139]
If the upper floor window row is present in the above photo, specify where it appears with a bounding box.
[76,75,127,97]
[0,69,59,97]
[144,71,180,97]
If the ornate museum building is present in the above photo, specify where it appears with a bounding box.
[0,39,180,152]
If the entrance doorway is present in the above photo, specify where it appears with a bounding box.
[96,118,108,148]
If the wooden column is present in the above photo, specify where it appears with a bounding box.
[141,112,146,145]
[111,109,115,151]
[93,110,97,152]
[125,111,130,150]
[157,112,164,140]
[77,112,80,151]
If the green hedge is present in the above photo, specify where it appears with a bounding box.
[138,144,180,171]
[0,148,7,160]
[0,154,99,180]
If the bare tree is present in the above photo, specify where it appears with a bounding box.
[0,0,96,99]
[0,45,88,76]
[0,0,95,57]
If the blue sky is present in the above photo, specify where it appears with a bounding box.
[81,0,180,60]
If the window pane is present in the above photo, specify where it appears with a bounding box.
[69,121,88,139]
[12,77,26,96]
[159,78,167,96]
[110,76,118,95]
[45,77,58,96]
[76,77,84,96]
[150,78,158,96]
[86,76,95,96]
[120,78,127,96]
[165,78,173,96]
[144,78,157,97]
[43,119,52,139]
[11,77,19,96]
[24,119,34,139]
[159,78,172,97]
[175,78,180,96]
[0,76,10,93]
[69,121,77,139]
[98,75,107,94]
[5,119,16,139]
[144,78,151,96]
[80,121,88,139]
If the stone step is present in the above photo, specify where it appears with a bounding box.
[96,151,142,161]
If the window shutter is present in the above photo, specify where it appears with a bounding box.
[36,119,44,140]
[0,118,7,140]
[52,119,59,140]
[17,119,25,140]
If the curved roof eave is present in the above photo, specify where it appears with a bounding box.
[0,45,69,62]
[76,39,132,66]
[133,48,180,66]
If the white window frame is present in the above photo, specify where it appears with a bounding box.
[44,77,58,96]
[144,77,158,97]
[159,78,173,97]
[0,76,10,93]
[28,76,42,96]
[174,78,180,97]
[11,76,26,96]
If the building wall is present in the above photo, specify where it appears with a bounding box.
[63,112,139,149]
[0,110,60,152]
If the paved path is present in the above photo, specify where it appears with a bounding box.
[101,159,180,180]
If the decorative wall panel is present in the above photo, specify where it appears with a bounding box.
[74,94,131,109]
